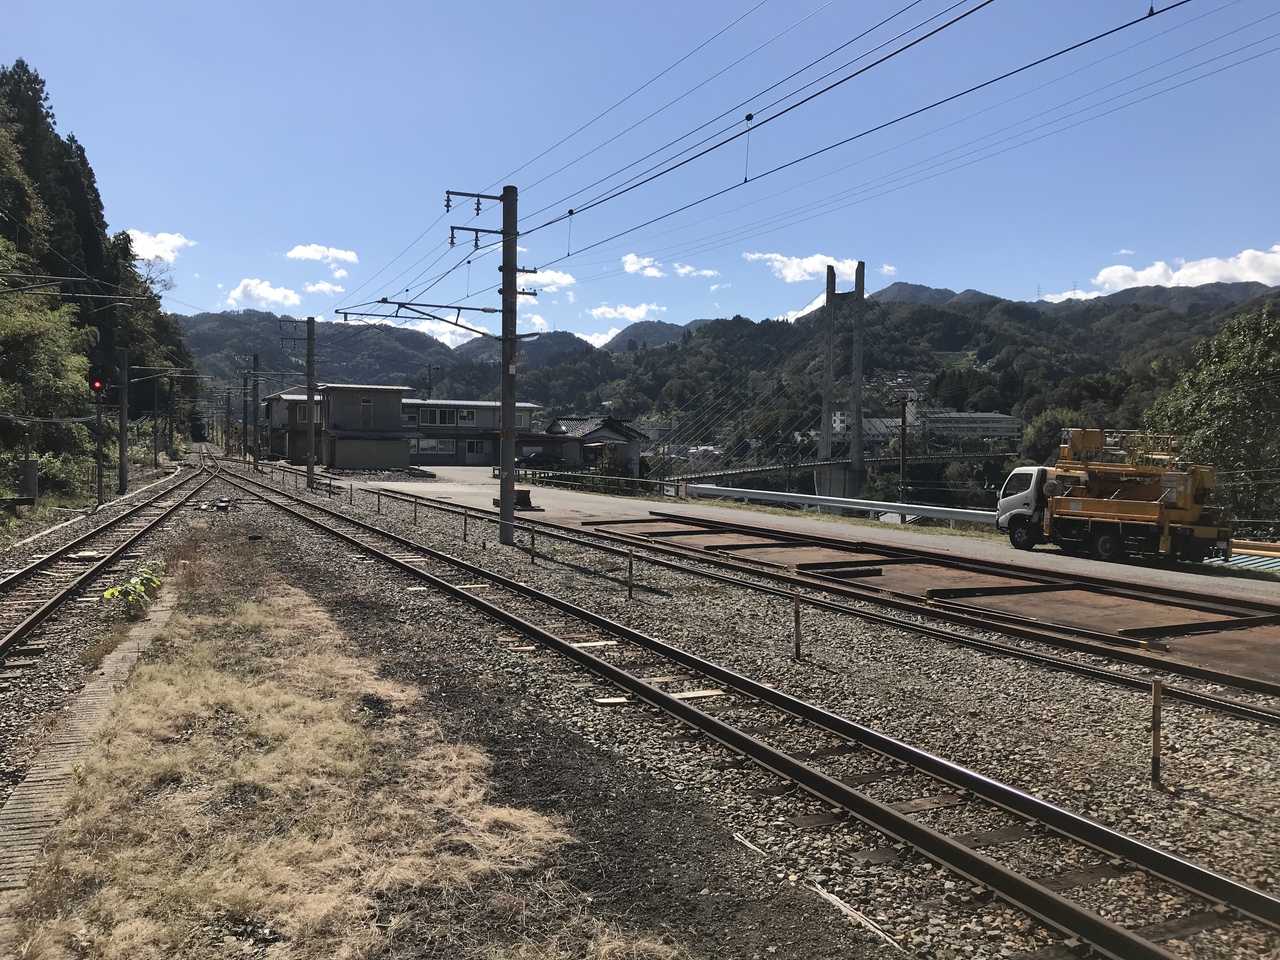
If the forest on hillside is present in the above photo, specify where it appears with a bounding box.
[0,59,193,497]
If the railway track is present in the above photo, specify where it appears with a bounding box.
[0,470,210,665]
[271,471,1280,729]
[218,465,1280,960]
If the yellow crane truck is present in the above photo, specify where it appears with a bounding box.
[995,429,1232,562]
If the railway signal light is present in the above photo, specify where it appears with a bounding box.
[90,376,105,400]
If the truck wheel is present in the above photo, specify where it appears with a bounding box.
[1008,519,1036,551]
[1090,529,1124,562]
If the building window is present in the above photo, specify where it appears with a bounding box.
[361,398,373,428]
[297,403,308,423]
[403,411,418,426]
[467,440,484,454]
[515,412,526,428]
[437,409,456,426]
[418,438,456,455]
[458,409,476,426]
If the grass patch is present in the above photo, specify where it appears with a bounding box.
[16,525,689,960]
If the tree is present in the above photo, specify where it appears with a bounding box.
[1145,303,1280,524]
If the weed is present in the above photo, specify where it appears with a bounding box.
[102,562,165,620]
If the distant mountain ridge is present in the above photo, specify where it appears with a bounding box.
[869,279,1278,312]
[175,279,1276,410]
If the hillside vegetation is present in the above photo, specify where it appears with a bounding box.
[0,60,194,496]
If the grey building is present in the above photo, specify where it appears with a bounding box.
[402,398,542,467]
[263,389,323,464]
[320,384,415,470]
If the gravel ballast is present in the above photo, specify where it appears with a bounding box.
[4,464,1278,958]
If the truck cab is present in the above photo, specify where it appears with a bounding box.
[996,466,1047,550]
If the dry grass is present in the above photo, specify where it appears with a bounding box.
[15,526,689,960]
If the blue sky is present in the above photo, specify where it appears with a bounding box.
[7,1,1279,347]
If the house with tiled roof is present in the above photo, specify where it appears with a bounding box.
[539,416,649,477]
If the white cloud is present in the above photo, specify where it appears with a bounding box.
[566,290,577,304]
[1044,244,1280,302]
[1092,244,1280,292]
[1042,289,1104,304]
[286,244,359,265]
[226,278,301,308]
[583,327,622,348]
[588,302,665,323]
[674,262,718,278]
[622,253,665,278]
[537,269,577,293]
[331,267,349,279]
[778,291,826,322]
[521,313,549,333]
[710,283,729,292]
[1115,248,1135,256]
[128,229,195,262]
[305,281,345,296]
[743,252,863,283]
[879,264,897,277]
[405,317,485,348]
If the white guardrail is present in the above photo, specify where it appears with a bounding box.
[685,484,997,526]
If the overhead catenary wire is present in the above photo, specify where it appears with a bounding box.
[520,0,938,219]
[573,4,1274,275]
[520,0,1200,279]
[360,0,983,315]
[525,0,1001,233]
[488,0,776,193]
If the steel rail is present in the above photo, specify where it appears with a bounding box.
[0,473,213,657]
[0,470,203,594]
[222,472,1280,955]
[246,473,1280,726]
[580,518,1280,698]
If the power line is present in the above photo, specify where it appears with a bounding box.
[521,0,1201,280]
[490,0,775,193]
[527,0,1001,233]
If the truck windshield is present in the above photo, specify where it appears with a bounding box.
[1001,471,1034,499]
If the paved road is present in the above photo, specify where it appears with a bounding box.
[360,467,1279,605]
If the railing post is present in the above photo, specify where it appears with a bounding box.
[793,591,802,659]
[1151,677,1163,785]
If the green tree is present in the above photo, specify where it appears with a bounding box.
[1145,303,1280,523]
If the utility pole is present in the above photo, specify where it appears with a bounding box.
[252,353,260,470]
[152,378,160,469]
[849,261,866,497]
[820,266,835,462]
[242,375,249,460]
[224,388,232,456]
[499,185,518,545]
[95,392,104,504]
[899,394,908,502]
[166,375,174,458]
[445,185,535,547]
[306,316,317,489]
[117,347,129,495]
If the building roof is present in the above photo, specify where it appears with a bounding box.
[402,398,541,410]
[319,383,410,392]
[268,392,320,403]
[546,416,649,441]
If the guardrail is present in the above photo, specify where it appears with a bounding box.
[685,484,996,526]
